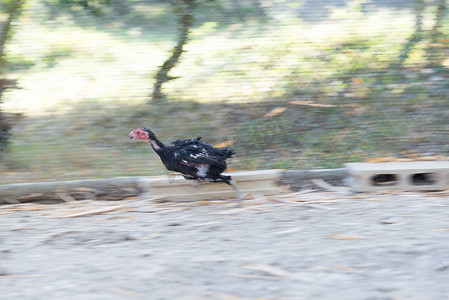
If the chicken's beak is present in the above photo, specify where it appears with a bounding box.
[127,133,134,139]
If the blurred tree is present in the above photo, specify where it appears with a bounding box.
[396,0,425,66]
[0,0,24,154]
[426,0,447,66]
[151,0,196,104]
[431,0,447,39]
[397,0,448,67]
[151,0,267,103]
[0,0,25,73]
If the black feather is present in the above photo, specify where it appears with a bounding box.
[143,131,235,184]
[170,136,202,146]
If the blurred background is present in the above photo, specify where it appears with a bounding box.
[0,0,448,185]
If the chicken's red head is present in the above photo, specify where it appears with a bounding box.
[127,127,151,140]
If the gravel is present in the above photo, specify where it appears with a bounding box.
[1,190,449,300]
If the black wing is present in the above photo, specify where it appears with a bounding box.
[170,136,202,146]
[172,141,230,170]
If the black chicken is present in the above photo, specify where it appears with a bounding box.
[127,127,242,202]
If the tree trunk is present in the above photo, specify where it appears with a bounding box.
[151,0,195,104]
[0,0,24,66]
[395,0,425,66]
[426,0,448,65]
[431,0,447,40]
[395,0,448,67]
[0,0,24,154]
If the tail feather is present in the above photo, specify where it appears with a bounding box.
[226,148,235,158]
[213,147,235,159]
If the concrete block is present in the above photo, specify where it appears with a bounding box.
[138,169,282,201]
[345,161,449,192]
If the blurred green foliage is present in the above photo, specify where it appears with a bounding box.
[47,0,114,16]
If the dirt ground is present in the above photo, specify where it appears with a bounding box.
[1,190,449,300]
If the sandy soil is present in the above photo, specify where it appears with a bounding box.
[1,190,449,300]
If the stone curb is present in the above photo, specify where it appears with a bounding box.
[0,169,348,204]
